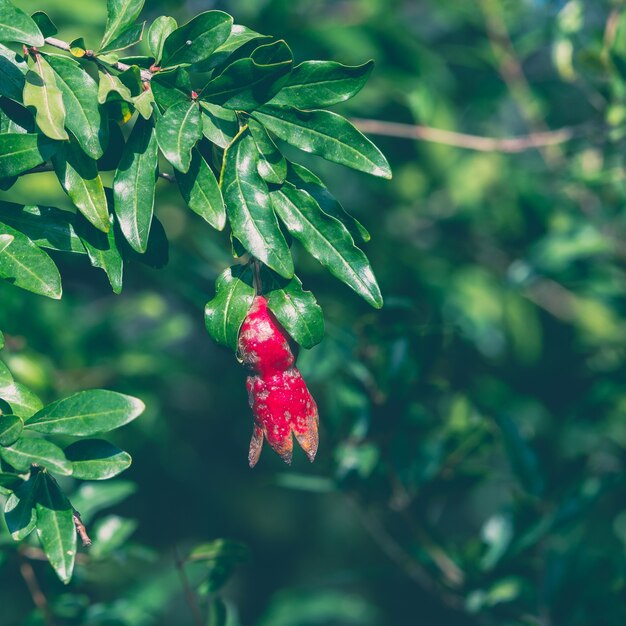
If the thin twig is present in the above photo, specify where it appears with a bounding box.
[174,547,205,626]
[351,118,577,153]
[478,0,562,165]
[345,495,464,611]
[18,554,57,626]
[43,36,152,81]
[73,510,92,547]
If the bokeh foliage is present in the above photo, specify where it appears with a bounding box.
[3,0,626,625]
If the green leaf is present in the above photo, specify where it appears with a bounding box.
[25,389,145,436]
[221,131,293,278]
[100,0,145,51]
[0,220,62,299]
[97,68,133,104]
[113,116,158,253]
[155,99,201,173]
[248,117,286,183]
[204,265,255,352]
[36,474,76,584]
[264,272,324,349]
[193,24,269,73]
[0,202,86,255]
[161,11,232,67]
[199,102,238,149]
[0,98,34,134]
[252,106,392,179]
[0,44,27,101]
[69,37,87,58]
[0,471,22,490]
[23,54,68,141]
[200,40,292,111]
[176,147,225,230]
[150,67,191,109]
[65,439,131,480]
[0,0,44,46]
[148,16,177,64]
[0,413,23,445]
[0,133,57,178]
[5,471,41,541]
[0,357,12,386]
[100,21,144,54]
[269,60,373,108]
[31,11,57,38]
[0,381,43,419]
[46,53,105,159]
[0,437,72,475]
[287,162,370,243]
[75,210,123,294]
[133,87,154,120]
[0,233,13,254]
[271,185,383,308]
[53,143,109,232]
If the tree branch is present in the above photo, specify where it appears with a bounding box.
[43,36,152,82]
[351,118,578,153]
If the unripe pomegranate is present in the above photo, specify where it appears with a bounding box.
[238,296,319,467]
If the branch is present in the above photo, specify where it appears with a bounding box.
[351,118,577,153]
[43,36,152,82]
[174,547,205,626]
[19,554,57,626]
[73,510,92,547]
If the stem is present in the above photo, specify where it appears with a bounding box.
[174,547,205,626]
[252,259,263,295]
[18,554,57,626]
[43,36,153,82]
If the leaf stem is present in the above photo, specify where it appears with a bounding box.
[174,546,205,626]
[18,552,57,626]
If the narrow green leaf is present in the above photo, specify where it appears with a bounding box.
[148,16,177,63]
[53,143,109,232]
[25,389,145,436]
[161,11,232,67]
[248,118,286,183]
[0,413,23,445]
[113,116,158,253]
[200,40,292,111]
[0,471,22,490]
[252,106,392,179]
[0,437,72,475]
[23,54,68,141]
[100,21,144,54]
[31,11,57,38]
[0,220,62,299]
[0,202,86,255]
[0,358,12,386]
[221,131,293,278]
[36,474,76,584]
[264,271,324,349]
[287,162,370,243]
[176,147,225,230]
[5,471,41,541]
[0,0,44,46]
[75,211,123,294]
[0,380,43,419]
[69,37,87,58]
[271,185,383,308]
[0,43,27,101]
[204,265,255,352]
[100,0,145,51]
[269,60,374,108]
[150,67,191,109]
[0,133,57,178]
[65,439,131,480]
[199,102,238,149]
[155,99,201,172]
[97,68,133,104]
[46,54,105,159]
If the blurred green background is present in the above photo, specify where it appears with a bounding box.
[3,0,626,624]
